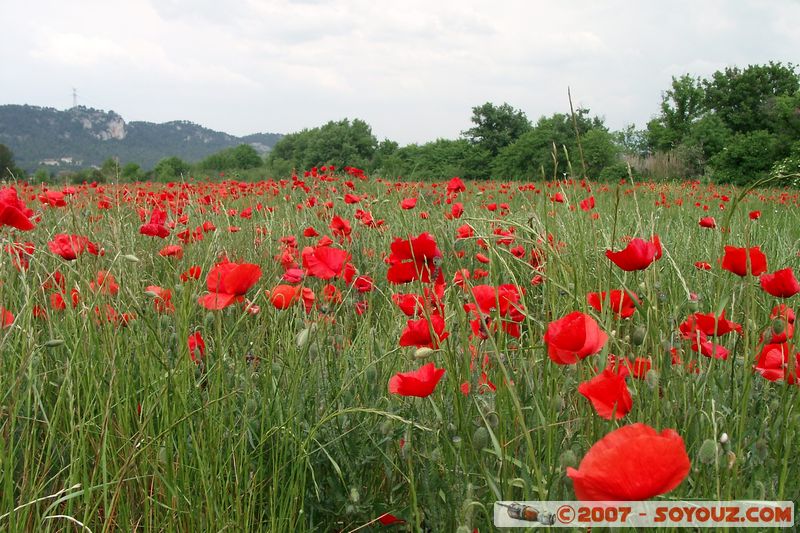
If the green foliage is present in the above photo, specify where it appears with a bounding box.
[391,139,492,180]
[463,102,532,157]
[153,156,191,180]
[614,124,649,157]
[769,141,800,187]
[0,143,15,178]
[199,144,263,171]
[267,118,377,172]
[646,74,705,151]
[121,162,143,180]
[492,109,612,180]
[709,130,780,185]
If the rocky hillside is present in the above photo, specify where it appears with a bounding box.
[0,105,282,172]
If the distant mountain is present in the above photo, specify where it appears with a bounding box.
[0,104,283,172]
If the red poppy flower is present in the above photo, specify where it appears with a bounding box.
[387,233,443,285]
[159,245,184,259]
[399,314,449,348]
[400,197,417,209]
[269,284,299,309]
[0,306,14,328]
[749,210,761,220]
[139,208,170,238]
[544,311,608,364]
[721,245,767,277]
[198,261,262,310]
[586,290,640,319]
[698,217,716,229]
[760,268,800,298]
[180,265,202,282]
[695,261,712,270]
[388,362,446,398]
[302,245,350,280]
[0,187,35,230]
[578,365,632,420]
[446,176,466,194]
[605,236,662,271]
[48,234,101,260]
[188,331,205,363]
[754,343,797,383]
[145,285,175,314]
[580,196,595,211]
[566,423,690,501]
[89,270,119,296]
[680,311,742,337]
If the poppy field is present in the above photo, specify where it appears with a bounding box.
[0,169,799,531]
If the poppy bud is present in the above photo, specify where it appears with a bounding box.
[772,318,786,335]
[123,254,139,263]
[44,338,65,348]
[645,369,660,390]
[631,325,647,346]
[687,299,699,312]
[485,412,500,429]
[559,449,578,470]
[414,347,435,359]
[720,432,731,453]
[698,439,718,464]
[295,328,310,348]
[380,419,393,435]
[472,427,489,451]
[452,435,462,448]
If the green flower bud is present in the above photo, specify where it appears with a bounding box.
[631,325,647,346]
[559,449,578,470]
[44,339,65,348]
[698,439,719,465]
[472,427,489,451]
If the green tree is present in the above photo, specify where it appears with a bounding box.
[704,62,799,133]
[122,162,142,180]
[709,130,780,185]
[267,119,377,171]
[646,74,705,151]
[0,144,16,179]
[154,156,190,180]
[463,102,532,157]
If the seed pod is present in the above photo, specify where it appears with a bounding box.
[485,412,500,429]
[698,439,718,465]
[645,369,660,390]
[414,347,435,359]
[631,325,647,346]
[559,449,578,470]
[472,427,489,451]
[44,339,65,348]
[123,254,140,263]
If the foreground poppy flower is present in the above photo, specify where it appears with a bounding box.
[721,245,767,277]
[269,284,299,309]
[388,362,445,398]
[605,236,662,271]
[544,311,608,364]
[760,268,800,298]
[302,245,350,280]
[139,208,170,238]
[754,343,798,383]
[578,365,632,420]
[145,285,175,314]
[566,423,690,501]
[198,261,262,310]
[0,187,35,230]
[386,233,443,284]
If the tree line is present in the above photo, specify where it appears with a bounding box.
[2,61,797,184]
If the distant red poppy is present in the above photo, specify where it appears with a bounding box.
[586,290,640,318]
[388,362,445,398]
[159,245,184,259]
[580,196,595,211]
[180,265,202,282]
[566,423,690,501]
[721,245,767,277]
[139,208,170,238]
[400,197,417,209]
[544,311,608,364]
[188,331,205,363]
[145,285,175,314]
[605,236,662,271]
[399,314,449,348]
[48,234,101,260]
[749,210,761,220]
[698,216,716,229]
[89,270,119,296]
[0,306,14,328]
[760,268,800,298]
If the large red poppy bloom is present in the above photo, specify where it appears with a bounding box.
[577,365,632,420]
[0,187,35,231]
[605,236,662,271]
[760,268,800,298]
[302,245,350,280]
[388,362,446,398]
[198,261,262,310]
[567,423,690,501]
[754,343,798,383]
[139,208,170,238]
[544,311,608,364]
[387,233,443,284]
[721,245,767,277]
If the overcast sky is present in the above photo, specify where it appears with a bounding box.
[2,0,798,144]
